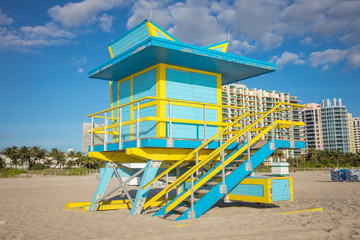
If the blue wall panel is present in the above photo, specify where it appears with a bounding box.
[165,68,218,139]
[271,179,291,201]
[119,79,131,140]
[166,68,217,104]
[229,184,264,197]
[133,69,157,101]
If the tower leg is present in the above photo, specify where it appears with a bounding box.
[89,162,113,211]
[130,160,161,215]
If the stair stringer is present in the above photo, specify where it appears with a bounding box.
[175,139,304,221]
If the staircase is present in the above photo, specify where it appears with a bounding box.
[141,103,305,221]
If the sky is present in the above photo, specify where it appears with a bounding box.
[0,0,360,152]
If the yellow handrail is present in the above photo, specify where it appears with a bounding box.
[165,120,290,213]
[143,103,285,210]
[141,112,250,190]
[87,96,244,117]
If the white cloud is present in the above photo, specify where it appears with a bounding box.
[0,23,74,51]
[77,67,84,73]
[48,0,125,28]
[230,40,256,55]
[70,56,87,65]
[98,13,114,32]
[310,49,347,67]
[20,23,74,40]
[0,8,13,25]
[309,46,360,69]
[270,51,305,68]
[299,37,313,45]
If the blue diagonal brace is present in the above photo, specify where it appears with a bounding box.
[89,162,113,211]
[130,160,161,215]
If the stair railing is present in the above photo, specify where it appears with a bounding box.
[143,102,306,210]
[142,112,250,190]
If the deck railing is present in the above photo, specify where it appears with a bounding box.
[86,96,244,151]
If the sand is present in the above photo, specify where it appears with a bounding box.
[0,171,359,240]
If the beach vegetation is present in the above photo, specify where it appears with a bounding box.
[30,163,46,170]
[287,149,360,168]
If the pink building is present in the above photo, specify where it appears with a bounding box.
[302,103,323,152]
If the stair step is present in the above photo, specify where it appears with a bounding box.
[204,181,218,186]
[226,166,237,171]
[185,197,200,203]
[251,140,268,149]
[173,206,189,213]
[214,172,231,178]
[196,189,210,195]
[233,160,245,163]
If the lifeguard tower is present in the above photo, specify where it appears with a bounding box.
[76,20,305,221]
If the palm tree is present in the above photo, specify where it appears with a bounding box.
[19,146,32,169]
[2,146,20,169]
[74,152,83,167]
[66,160,75,169]
[0,156,5,168]
[80,156,96,169]
[44,159,53,168]
[271,149,285,163]
[31,146,46,164]
[49,148,65,169]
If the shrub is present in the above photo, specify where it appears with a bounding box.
[30,163,46,170]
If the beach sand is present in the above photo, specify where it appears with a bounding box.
[0,171,359,240]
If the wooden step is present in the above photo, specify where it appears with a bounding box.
[214,172,231,178]
[251,140,268,149]
[226,166,237,171]
[196,189,210,195]
[204,181,218,186]
[233,160,245,163]
[173,206,189,213]
[184,197,200,203]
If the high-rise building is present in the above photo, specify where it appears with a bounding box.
[222,83,304,160]
[347,113,356,153]
[301,103,323,152]
[354,117,360,153]
[321,98,350,153]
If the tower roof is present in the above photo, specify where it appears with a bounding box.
[89,20,276,84]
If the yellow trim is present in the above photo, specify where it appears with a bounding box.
[108,46,114,58]
[228,194,270,203]
[208,42,229,53]
[65,198,171,212]
[126,148,221,161]
[130,76,133,139]
[217,74,222,132]
[147,22,175,41]
[88,151,144,163]
[157,63,167,138]
[146,22,157,37]
[279,208,323,215]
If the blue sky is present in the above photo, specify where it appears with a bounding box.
[0,0,360,152]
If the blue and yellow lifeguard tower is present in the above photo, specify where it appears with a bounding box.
[73,20,305,220]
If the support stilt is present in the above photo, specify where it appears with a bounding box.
[130,160,161,215]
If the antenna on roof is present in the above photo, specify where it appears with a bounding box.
[227,31,230,42]
[149,9,152,21]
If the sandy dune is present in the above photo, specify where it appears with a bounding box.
[0,171,359,240]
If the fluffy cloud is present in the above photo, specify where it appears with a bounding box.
[310,46,360,70]
[98,13,114,32]
[0,22,74,51]
[0,8,13,25]
[48,0,125,28]
[270,52,305,69]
